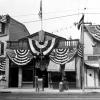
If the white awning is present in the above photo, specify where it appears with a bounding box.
[47,60,60,72]
[64,58,75,71]
[85,61,100,68]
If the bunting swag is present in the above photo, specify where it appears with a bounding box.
[86,25,100,41]
[7,49,33,65]
[77,43,83,58]
[28,38,56,56]
[49,48,77,65]
[0,58,6,71]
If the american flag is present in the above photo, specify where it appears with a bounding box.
[77,14,84,30]
[0,58,6,71]
[38,0,42,19]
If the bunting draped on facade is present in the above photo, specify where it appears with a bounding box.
[0,58,6,71]
[77,43,83,58]
[7,49,33,65]
[49,48,77,65]
[28,38,56,56]
[86,25,100,41]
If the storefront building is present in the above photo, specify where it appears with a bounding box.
[0,15,82,89]
[82,25,100,88]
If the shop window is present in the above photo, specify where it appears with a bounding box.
[88,56,99,61]
[0,42,4,56]
[22,69,33,82]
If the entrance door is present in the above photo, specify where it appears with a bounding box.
[65,71,76,88]
[36,68,48,88]
[87,69,95,87]
[22,69,33,88]
[9,67,18,87]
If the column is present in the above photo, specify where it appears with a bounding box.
[5,57,9,88]
[76,56,81,88]
[18,67,22,88]
[48,72,50,88]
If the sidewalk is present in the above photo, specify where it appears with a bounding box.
[0,88,100,94]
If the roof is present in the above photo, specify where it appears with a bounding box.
[26,30,67,41]
[8,16,30,41]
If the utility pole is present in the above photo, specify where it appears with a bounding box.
[74,16,92,91]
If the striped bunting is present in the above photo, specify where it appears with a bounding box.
[28,38,56,56]
[77,44,83,58]
[7,49,33,65]
[86,25,100,41]
[0,58,6,71]
[49,48,77,65]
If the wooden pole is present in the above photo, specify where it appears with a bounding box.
[39,0,44,43]
[81,23,85,91]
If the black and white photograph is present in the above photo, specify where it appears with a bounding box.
[0,0,100,100]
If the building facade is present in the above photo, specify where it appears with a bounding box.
[0,15,82,90]
[82,25,100,88]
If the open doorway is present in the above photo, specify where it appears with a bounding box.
[65,71,76,89]
[36,68,48,88]
[9,67,18,87]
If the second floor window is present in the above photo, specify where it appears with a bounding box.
[0,23,5,34]
[0,42,4,56]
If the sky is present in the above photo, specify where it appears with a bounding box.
[0,0,100,39]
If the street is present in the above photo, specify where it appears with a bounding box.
[1,92,100,100]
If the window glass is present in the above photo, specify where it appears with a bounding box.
[0,42,4,55]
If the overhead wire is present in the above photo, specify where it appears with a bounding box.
[22,13,82,23]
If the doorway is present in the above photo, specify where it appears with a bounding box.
[9,67,18,87]
[65,71,76,88]
[87,69,95,87]
[36,68,48,88]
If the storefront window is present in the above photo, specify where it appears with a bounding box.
[22,69,33,82]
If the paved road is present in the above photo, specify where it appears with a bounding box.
[0,92,100,100]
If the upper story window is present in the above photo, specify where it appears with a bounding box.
[0,42,4,56]
[0,22,5,34]
[88,56,99,61]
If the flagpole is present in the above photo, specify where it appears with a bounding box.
[38,0,43,43]
[41,0,43,31]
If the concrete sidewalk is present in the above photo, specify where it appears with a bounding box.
[0,88,100,94]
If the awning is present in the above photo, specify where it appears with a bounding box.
[47,60,60,72]
[85,61,100,68]
[64,58,75,71]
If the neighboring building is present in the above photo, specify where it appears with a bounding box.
[82,25,100,88]
[0,15,82,90]
[0,15,30,88]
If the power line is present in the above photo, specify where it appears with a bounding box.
[12,13,38,17]
[12,8,83,18]
[22,13,82,23]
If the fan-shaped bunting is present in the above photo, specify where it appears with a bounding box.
[49,48,77,65]
[7,49,33,65]
[28,38,56,56]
